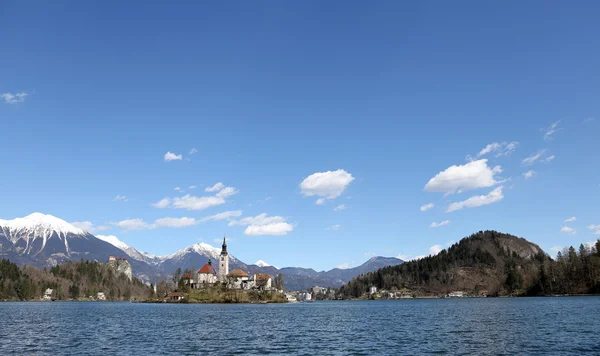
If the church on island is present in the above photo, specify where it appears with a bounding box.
[185,238,273,291]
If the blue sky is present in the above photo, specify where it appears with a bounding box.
[1,1,599,270]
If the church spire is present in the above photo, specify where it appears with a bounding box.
[221,236,228,255]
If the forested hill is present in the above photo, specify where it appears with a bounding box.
[0,259,152,301]
[338,230,600,298]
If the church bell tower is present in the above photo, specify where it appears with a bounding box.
[218,236,229,281]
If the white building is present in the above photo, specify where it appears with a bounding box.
[298,292,312,301]
[97,292,106,301]
[311,286,325,295]
[369,286,378,295]
[217,237,229,282]
[42,288,54,300]
[448,291,464,298]
[227,269,250,289]
[195,260,218,287]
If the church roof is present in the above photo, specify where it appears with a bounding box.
[255,273,271,281]
[198,263,216,274]
[228,269,249,278]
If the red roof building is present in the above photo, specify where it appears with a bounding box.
[198,261,216,274]
[228,269,249,278]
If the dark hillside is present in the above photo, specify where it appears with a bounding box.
[339,231,600,298]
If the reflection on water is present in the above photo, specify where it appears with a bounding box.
[1,297,599,355]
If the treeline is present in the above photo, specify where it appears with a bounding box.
[0,259,152,301]
[338,230,600,298]
[529,243,600,295]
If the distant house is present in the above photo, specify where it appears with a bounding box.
[228,269,250,289]
[298,292,312,301]
[167,292,184,301]
[254,273,272,291]
[369,286,378,295]
[42,288,54,301]
[194,260,218,287]
[448,291,464,298]
[311,286,325,295]
[182,273,194,286]
[97,292,106,301]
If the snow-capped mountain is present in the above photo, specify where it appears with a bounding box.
[0,213,88,255]
[96,234,156,263]
[255,260,274,268]
[1,213,404,289]
[0,213,131,267]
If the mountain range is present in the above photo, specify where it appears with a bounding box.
[0,213,403,290]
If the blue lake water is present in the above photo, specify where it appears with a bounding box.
[1,297,599,355]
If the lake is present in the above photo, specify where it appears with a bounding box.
[1,297,599,355]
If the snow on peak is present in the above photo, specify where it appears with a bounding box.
[96,235,130,250]
[3,213,84,235]
[255,260,271,267]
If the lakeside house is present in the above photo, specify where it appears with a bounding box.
[369,286,378,295]
[97,292,106,301]
[167,292,184,301]
[298,292,312,301]
[448,291,465,298]
[42,288,54,301]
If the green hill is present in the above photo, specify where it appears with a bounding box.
[0,259,152,301]
[338,231,600,298]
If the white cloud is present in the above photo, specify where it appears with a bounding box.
[189,148,198,154]
[151,198,170,208]
[327,224,342,231]
[216,186,238,198]
[112,217,199,230]
[420,203,435,212]
[153,217,197,228]
[229,213,285,227]
[229,213,294,236]
[587,224,600,235]
[171,194,226,210]
[200,210,242,223]
[205,182,225,192]
[112,219,151,231]
[334,204,347,211]
[477,141,519,157]
[154,183,237,210]
[114,195,128,202]
[523,170,535,180]
[429,245,443,255]
[560,226,576,235]
[70,221,110,234]
[542,121,561,140]
[189,185,197,189]
[164,151,183,161]
[543,155,555,163]
[336,262,350,269]
[244,222,294,236]
[446,186,504,213]
[564,216,576,222]
[424,159,502,194]
[364,252,376,257]
[522,149,547,166]
[584,117,595,123]
[1,92,28,104]
[430,220,451,228]
[300,169,355,204]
